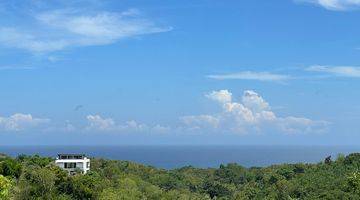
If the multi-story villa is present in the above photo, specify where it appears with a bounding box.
[55,154,90,174]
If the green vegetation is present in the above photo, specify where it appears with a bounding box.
[1,153,360,199]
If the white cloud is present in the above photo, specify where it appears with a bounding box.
[0,8,171,53]
[205,90,232,104]
[64,120,76,132]
[85,114,168,133]
[306,65,360,77]
[86,115,116,131]
[122,120,149,131]
[295,0,360,11]
[181,115,220,130]
[242,90,270,113]
[0,27,71,53]
[0,113,50,131]
[152,124,171,133]
[42,120,77,133]
[277,116,328,134]
[181,90,328,134]
[207,71,291,82]
[0,66,34,70]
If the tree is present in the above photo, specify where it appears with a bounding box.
[99,178,144,200]
[233,181,260,200]
[68,171,109,199]
[0,175,11,199]
[344,153,360,166]
[348,171,360,194]
[0,158,22,178]
[203,181,233,198]
[16,166,56,199]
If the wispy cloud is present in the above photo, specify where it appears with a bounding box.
[207,71,291,82]
[0,66,35,70]
[306,65,360,77]
[85,114,169,133]
[295,0,360,11]
[0,4,172,53]
[0,113,50,131]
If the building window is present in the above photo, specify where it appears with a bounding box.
[64,162,76,168]
[86,162,90,168]
[59,155,84,159]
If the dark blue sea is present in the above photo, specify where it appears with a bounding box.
[0,145,359,169]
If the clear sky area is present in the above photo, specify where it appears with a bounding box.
[0,0,360,145]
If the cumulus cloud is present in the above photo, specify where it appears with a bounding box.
[295,0,360,11]
[205,90,233,104]
[181,115,220,130]
[306,65,360,78]
[207,71,291,82]
[181,90,329,134]
[0,113,50,131]
[242,90,270,113]
[86,115,116,131]
[85,114,169,133]
[0,6,171,53]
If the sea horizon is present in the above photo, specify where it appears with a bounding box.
[1,145,360,169]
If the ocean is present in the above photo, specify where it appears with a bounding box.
[0,145,359,169]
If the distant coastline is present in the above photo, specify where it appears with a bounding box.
[1,145,359,169]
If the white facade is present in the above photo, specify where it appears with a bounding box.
[55,154,90,174]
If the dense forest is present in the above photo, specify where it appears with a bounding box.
[1,153,360,199]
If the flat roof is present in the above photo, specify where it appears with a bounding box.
[57,154,86,157]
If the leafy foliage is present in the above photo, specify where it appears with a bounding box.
[1,153,360,199]
[0,174,12,199]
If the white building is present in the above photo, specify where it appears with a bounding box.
[55,154,90,174]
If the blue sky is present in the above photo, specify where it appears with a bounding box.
[0,0,360,145]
